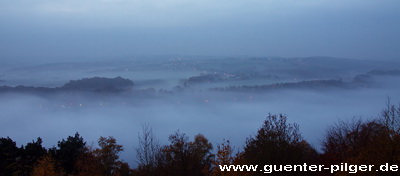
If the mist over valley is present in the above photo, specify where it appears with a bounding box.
[1,56,400,166]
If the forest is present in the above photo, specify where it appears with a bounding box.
[1,101,399,176]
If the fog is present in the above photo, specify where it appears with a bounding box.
[1,57,400,166]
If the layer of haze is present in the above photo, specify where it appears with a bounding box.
[1,81,400,166]
[1,0,400,62]
[1,57,400,166]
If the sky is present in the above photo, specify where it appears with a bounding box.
[1,0,400,62]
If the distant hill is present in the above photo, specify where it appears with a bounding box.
[0,77,133,93]
[210,68,400,92]
[0,85,54,93]
[60,77,133,92]
[367,69,400,76]
[210,79,348,92]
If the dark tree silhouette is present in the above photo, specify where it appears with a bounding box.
[242,113,318,176]
[21,137,47,174]
[50,132,86,175]
[0,137,20,176]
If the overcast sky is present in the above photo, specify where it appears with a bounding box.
[1,0,399,62]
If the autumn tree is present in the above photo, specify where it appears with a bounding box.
[211,139,238,176]
[380,100,400,166]
[95,136,125,176]
[75,136,131,176]
[321,101,400,176]
[75,146,104,176]
[321,118,364,165]
[157,132,213,176]
[242,113,318,176]
[321,118,397,175]
[31,154,64,176]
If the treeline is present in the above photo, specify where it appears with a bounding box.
[210,79,347,92]
[183,72,279,86]
[209,69,400,92]
[0,134,130,176]
[1,102,400,176]
[0,77,134,93]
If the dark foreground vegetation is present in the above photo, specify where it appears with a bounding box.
[1,102,400,176]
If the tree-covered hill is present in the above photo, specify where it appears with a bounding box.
[0,77,134,93]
